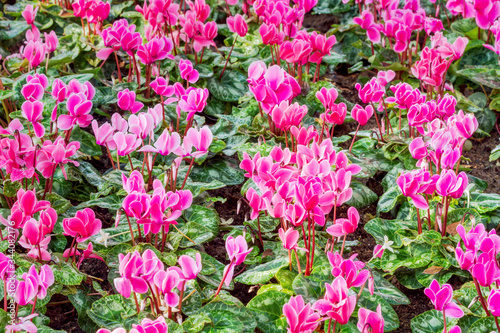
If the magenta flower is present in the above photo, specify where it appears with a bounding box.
[112,132,141,156]
[436,170,468,198]
[21,100,45,138]
[221,235,252,286]
[117,89,144,114]
[183,126,213,158]
[327,206,359,237]
[351,104,374,126]
[227,14,248,37]
[178,88,209,120]
[130,317,168,333]
[114,251,148,298]
[44,31,59,53]
[424,280,464,318]
[151,77,175,97]
[271,101,308,131]
[5,314,38,333]
[21,40,45,70]
[397,171,429,209]
[472,252,500,287]
[154,269,181,307]
[137,37,174,65]
[317,87,346,126]
[488,289,500,316]
[63,208,102,242]
[58,93,93,130]
[179,59,200,84]
[122,170,146,194]
[282,295,320,333]
[170,253,202,281]
[353,11,383,43]
[21,81,44,101]
[313,276,356,325]
[22,5,38,25]
[278,228,301,251]
[357,305,385,333]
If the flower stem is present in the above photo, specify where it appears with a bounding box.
[220,37,237,80]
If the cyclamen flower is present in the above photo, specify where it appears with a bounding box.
[313,276,356,325]
[117,89,144,114]
[179,59,199,84]
[130,317,169,333]
[222,236,252,286]
[63,208,102,242]
[58,93,93,130]
[424,280,463,318]
[183,126,213,158]
[227,14,248,37]
[21,101,44,138]
[283,295,320,333]
[271,101,308,131]
[327,206,359,237]
[357,305,385,333]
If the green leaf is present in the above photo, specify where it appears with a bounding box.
[197,300,257,333]
[53,262,84,286]
[68,289,100,333]
[292,264,331,303]
[365,218,415,248]
[87,295,138,330]
[178,205,220,247]
[457,66,500,89]
[410,310,445,333]
[356,292,400,331]
[189,156,245,186]
[378,186,403,213]
[70,126,101,156]
[207,70,248,102]
[183,180,226,197]
[490,143,500,161]
[275,269,297,291]
[46,193,71,215]
[371,271,410,305]
[247,291,290,333]
[346,181,378,209]
[37,326,66,333]
[183,313,212,333]
[451,18,479,39]
[235,257,289,285]
[469,192,500,213]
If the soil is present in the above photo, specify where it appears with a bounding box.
[45,294,85,333]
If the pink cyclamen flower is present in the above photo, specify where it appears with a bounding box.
[58,93,93,130]
[222,235,252,286]
[117,89,144,114]
[436,170,468,199]
[63,208,102,242]
[227,14,248,37]
[22,5,38,25]
[44,31,59,53]
[327,206,359,237]
[283,295,320,333]
[183,126,213,158]
[151,77,174,97]
[112,132,142,156]
[5,314,38,333]
[154,269,181,307]
[171,253,202,281]
[21,100,45,138]
[179,59,199,84]
[278,228,301,251]
[122,170,146,194]
[130,317,168,333]
[178,88,209,120]
[271,101,308,131]
[353,10,383,43]
[313,275,357,325]
[424,280,464,318]
[488,289,500,316]
[351,104,374,126]
[22,40,45,70]
[114,251,148,298]
[21,81,44,101]
[96,329,126,333]
[357,305,385,333]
